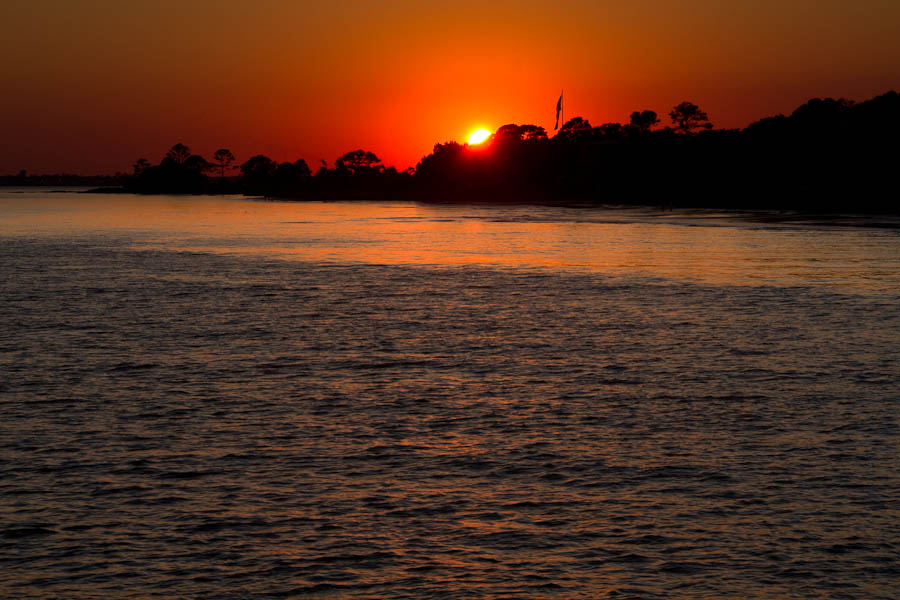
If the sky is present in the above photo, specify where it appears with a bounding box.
[2,0,899,174]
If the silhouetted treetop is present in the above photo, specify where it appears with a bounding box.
[335,150,382,175]
[274,159,311,180]
[213,149,235,179]
[494,124,524,142]
[133,158,151,175]
[558,117,592,137]
[290,159,311,177]
[183,154,209,173]
[743,92,900,142]
[492,124,549,143]
[670,102,712,134]
[241,155,276,178]
[165,143,192,165]
[630,110,660,132]
[125,143,208,193]
[744,114,788,136]
[521,125,548,141]
[791,97,853,122]
[433,141,462,154]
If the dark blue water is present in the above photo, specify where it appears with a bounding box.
[1,193,898,598]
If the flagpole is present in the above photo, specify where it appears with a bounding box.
[554,90,564,130]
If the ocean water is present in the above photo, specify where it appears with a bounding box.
[1,191,898,599]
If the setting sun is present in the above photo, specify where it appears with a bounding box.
[468,129,492,145]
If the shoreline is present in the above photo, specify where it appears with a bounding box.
[3,185,899,230]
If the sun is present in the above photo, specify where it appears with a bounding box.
[468,128,492,145]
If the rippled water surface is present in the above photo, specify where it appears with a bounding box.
[1,191,898,599]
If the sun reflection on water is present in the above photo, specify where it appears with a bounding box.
[1,192,898,293]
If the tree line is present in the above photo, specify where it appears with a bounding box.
[125,143,412,199]
[121,92,899,212]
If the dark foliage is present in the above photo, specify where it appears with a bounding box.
[124,144,209,193]
[670,102,712,134]
[165,143,192,165]
[114,92,899,213]
[413,92,899,212]
[630,110,660,132]
[335,150,382,175]
[213,149,235,179]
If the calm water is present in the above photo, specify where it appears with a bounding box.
[1,191,898,599]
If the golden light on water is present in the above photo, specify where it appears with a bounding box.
[4,192,897,293]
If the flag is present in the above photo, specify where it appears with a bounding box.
[554,92,563,129]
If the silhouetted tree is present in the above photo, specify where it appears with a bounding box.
[744,114,788,137]
[127,145,209,193]
[494,124,524,142]
[790,97,853,123]
[852,91,898,135]
[133,158,151,175]
[241,155,276,177]
[183,154,209,173]
[520,124,548,141]
[630,110,660,132]
[557,117,592,138]
[669,102,712,134]
[335,150,382,175]
[213,149,235,179]
[165,143,192,165]
[292,159,311,177]
[273,159,312,191]
[240,155,277,193]
[414,142,464,184]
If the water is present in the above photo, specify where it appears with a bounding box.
[1,191,898,599]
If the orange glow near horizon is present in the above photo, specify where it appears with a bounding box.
[1,1,900,174]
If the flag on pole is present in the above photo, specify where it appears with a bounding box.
[554,92,563,129]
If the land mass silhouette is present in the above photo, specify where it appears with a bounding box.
[6,92,898,214]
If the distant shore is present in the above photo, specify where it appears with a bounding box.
[4,185,898,230]
[6,91,899,216]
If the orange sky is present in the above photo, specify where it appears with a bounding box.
[2,0,899,174]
